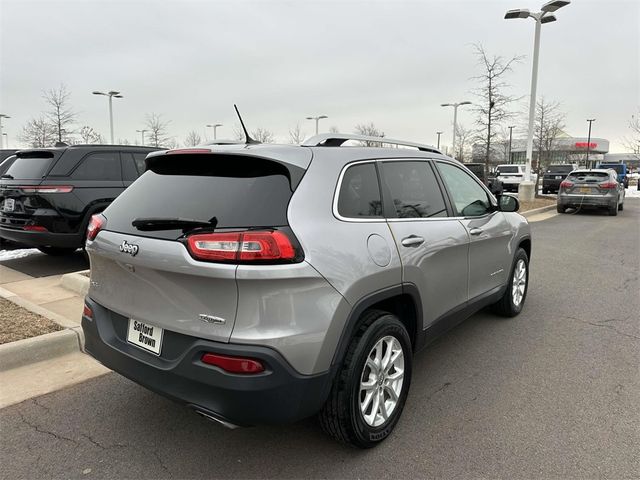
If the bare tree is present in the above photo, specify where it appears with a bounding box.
[355,122,384,146]
[117,138,131,145]
[251,128,275,143]
[329,125,340,134]
[622,109,640,159]
[232,124,245,142]
[18,117,57,147]
[43,84,76,142]
[455,124,475,162]
[184,130,202,147]
[78,126,103,144]
[471,44,522,178]
[288,124,306,144]
[145,113,171,147]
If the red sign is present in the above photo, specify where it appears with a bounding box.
[575,142,597,149]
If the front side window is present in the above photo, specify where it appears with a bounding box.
[337,163,382,218]
[437,162,492,217]
[382,161,447,218]
[71,152,120,181]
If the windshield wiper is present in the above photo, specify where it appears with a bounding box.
[132,216,217,232]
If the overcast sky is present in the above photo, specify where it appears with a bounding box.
[0,0,638,152]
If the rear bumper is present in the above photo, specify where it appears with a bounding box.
[557,195,616,208]
[0,226,82,248]
[81,297,334,426]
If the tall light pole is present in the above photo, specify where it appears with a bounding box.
[441,102,471,160]
[2,133,7,148]
[508,125,515,164]
[136,129,148,146]
[0,114,10,149]
[306,115,328,135]
[436,131,443,150]
[206,123,223,140]
[505,0,570,200]
[92,91,123,143]
[585,118,595,168]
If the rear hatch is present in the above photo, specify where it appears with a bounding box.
[0,150,64,230]
[86,149,309,343]
[561,171,614,195]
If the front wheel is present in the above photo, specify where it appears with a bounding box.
[319,310,412,448]
[492,248,529,317]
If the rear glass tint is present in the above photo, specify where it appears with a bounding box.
[72,152,121,181]
[547,165,573,173]
[568,172,609,182]
[383,161,447,218]
[0,156,17,176]
[104,155,300,240]
[5,153,55,179]
[337,163,382,218]
[497,166,519,174]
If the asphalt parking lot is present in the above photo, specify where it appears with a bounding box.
[0,242,88,277]
[1,201,638,479]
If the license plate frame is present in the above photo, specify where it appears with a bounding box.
[3,198,15,212]
[579,187,591,194]
[126,319,163,356]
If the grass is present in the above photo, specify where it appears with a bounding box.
[0,298,63,344]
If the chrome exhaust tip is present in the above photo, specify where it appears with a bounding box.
[192,408,240,430]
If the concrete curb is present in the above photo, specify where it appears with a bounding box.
[522,204,557,218]
[0,285,77,329]
[0,329,80,371]
[61,270,90,296]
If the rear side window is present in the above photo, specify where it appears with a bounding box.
[72,152,121,181]
[105,155,301,240]
[337,163,383,218]
[382,161,447,218]
[133,153,147,174]
[0,156,17,176]
[121,153,139,181]
[4,153,55,179]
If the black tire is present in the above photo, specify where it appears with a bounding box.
[319,310,412,448]
[556,204,566,214]
[37,246,78,256]
[618,202,623,211]
[542,188,548,195]
[608,204,618,216]
[491,248,529,317]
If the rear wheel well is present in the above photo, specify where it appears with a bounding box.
[519,238,531,261]
[362,294,418,350]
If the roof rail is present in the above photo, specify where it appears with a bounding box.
[302,133,442,154]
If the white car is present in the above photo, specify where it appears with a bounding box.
[495,164,537,192]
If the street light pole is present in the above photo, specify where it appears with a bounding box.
[206,123,223,140]
[585,118,595,168]
[306,115,328,135]
[2,133,7,148]
[0,114,10,149]
[436,131,443,150]
[136,129,148,146]
[441,102,471,159]
[508,125,515,164]
[505,0,570,201]
[92,91,123,144]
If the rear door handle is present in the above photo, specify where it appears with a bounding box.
[469,228,483,236]
[401,235,425,247]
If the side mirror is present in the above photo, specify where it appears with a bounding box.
[497,194,519,212]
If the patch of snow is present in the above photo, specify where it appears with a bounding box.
[0,248,41,262]
[625,187,640,199]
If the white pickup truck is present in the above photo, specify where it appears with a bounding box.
[495,164,537,192]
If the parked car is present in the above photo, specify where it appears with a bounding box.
[0,144,160,255]
[597,162,628,188]
[541,164,574,194]
[557,169,625,216]
[0,154,17,177]
[464,162,503,195]
[495,164,537,192]
[82,133,532,448]
[0,149,18,163]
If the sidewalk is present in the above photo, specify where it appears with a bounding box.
[0,265,109,409]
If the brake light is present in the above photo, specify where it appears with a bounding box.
[201,353,265,374]
[16,185,74,193]
[598,181,617,189]
[83,304,94,320]
[23,225,48,232]
[166,148,211,155]
[560,180,573,188]
[186,230,298,263]
[86,214,106,241]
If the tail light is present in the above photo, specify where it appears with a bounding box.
[201,353,265,374]
[560,180,573,189]
[23,225,48,232]
[86,214,106,241]
[186,230,298,264]
[16,185,74,193]
[82,304,94,320]
[598,181,617,189]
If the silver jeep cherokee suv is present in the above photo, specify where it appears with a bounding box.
[82,133,531,448]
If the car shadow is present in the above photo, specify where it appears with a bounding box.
[1,248,89,277]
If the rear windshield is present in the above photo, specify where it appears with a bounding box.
[497,166,519,174]
[104,155,302,240]
[547,165,573,173]
[567,172,609,182]
[4,153,56,180]
[0,156,17,176]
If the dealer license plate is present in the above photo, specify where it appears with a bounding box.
[3,198,15,212]
[127,319,163,355]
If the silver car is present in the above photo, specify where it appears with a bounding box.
[81,133,532,448]
[557,168,625,215]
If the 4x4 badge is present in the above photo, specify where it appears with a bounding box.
[119,240,139,256]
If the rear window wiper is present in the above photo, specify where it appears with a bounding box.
[132,216,217,232]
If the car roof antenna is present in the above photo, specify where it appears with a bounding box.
[234,104,259,145]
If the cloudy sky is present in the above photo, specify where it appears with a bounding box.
[0,0,638,152]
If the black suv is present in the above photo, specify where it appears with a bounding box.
[463,162,503,195]
[0,144,160,254]
[542,164,574,194]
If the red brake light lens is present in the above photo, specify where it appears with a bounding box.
[560,180,573,188]
[201,353,265,374]
[83,304,94,319]
[23,225,48,232]
[186,230,297,263]
[598,181,617,189]
[16,185,74,193]
[166,148,211,155]
[87,214,106,241]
